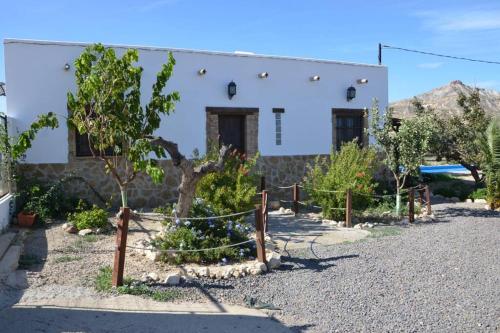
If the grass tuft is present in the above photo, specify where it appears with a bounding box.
[54,255,82,263]
[367,226,402,238]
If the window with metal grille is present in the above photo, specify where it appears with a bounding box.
[273,108,284,146]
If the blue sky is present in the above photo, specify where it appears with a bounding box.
[1,0,499,112]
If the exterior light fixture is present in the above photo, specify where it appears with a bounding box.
[0,82,5,96]
[228,81,237,99]
[198,68,207,75]
[310,75,320,81]
[64,63,71,71]
[357,78,368,84]
[347,86,356,101]
[258,72,269,79]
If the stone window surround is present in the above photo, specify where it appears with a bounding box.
[332,108,369,150]
[206,107,259,156]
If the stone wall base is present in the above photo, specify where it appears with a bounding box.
[18,155,323,209]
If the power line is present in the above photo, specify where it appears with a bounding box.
[379,44,500,65]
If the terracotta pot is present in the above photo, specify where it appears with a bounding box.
[17,212,37,227]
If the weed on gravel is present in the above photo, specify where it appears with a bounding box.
[367,226,402,238]
[94,266,182,302]
[54,255,83,263]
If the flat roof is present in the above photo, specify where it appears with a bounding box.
[4,38,385,68]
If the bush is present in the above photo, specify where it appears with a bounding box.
[18,178,82,221]
[433,182,472,201]
[469,188,487,200]
[152,198,255,264]
[304,142,378,220]
[195,147,259,215]
[68,205,108,230]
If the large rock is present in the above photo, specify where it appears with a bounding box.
[267,253,281,270]
[78,229,93,236]
[164,273,181,285]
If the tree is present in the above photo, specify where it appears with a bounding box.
[0,112,59,189]
[369,101,434,214]
[478,117,500,208]
[147,138,231,218]
[414,90,491,184]
[67,44,232,215]
[67,44,179,207]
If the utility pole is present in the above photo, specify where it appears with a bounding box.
[378,43,382,65]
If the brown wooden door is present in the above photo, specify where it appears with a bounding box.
[218,115,245,153]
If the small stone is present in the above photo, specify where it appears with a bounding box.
[267,253,281,270]
[164,273,180,285]
[466,199,473,203]
[147,272,159,281]
[65,226,78,234]
[78,229,93,236]
[366,223,374,228]
[255,262,268,273]
[475,199,487,204]
[145,248,161,262]
[353,224,362,229]
[197,267,209,277]
[278,207,286,214]
[337,222,345,228]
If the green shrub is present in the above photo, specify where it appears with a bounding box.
[95,266,113,292]
[469,188,487,200]
[152,198,255,264]
[68,205,108,230]
[195,147,258,215]
[304,142,378,220]
[433,182,472,201]
[18,179,83,221]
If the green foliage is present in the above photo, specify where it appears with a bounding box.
[152,198,255,264]
[304,142,378,220]
[68,205,108,230]
[18,178,81,221]
[54,255,83,263]
[94,266,182,301]
[67,43,180,206]
[95,266,113,292]
[469,188,487,200]
[433,184,471,201]
[195,148,258,215]
[478,118,500,207]
[153,202,174,215]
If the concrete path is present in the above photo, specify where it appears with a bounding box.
[0,292,291,332]
[268,212,369,251]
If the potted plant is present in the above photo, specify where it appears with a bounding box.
[16,185,44,227]
[17,210,37,227]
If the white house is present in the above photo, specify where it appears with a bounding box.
[2,38,388,208]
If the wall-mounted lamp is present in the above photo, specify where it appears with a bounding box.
[310,75,320,81]
[198,68,207,75]
[356,78,368,84]
[64,63,71,71]
[228,81,237,99]
[258,72,269,79]
[0,82,5,97]
[347,86,356,101]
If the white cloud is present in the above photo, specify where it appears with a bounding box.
[417,62,444,69]
[418,10,500,32]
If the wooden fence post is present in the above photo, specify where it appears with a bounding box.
[409,189,415,224]
[292,183,299,215]
[260,176,266,192]
[112,207,130,287]
[261,190,268,232]
[418,188,424,206]
[254,204,267,264]
[345,189,352,228]
[425,185,432,215]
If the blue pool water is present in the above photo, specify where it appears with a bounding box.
[420,164,470,174]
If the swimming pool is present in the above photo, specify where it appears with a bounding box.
[420,164,470,174]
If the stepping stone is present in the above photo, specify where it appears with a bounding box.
[0,233,16,260]
[0,245,22,275]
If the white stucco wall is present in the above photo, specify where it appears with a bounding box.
[4,39,388,163]
[0,194,12,232]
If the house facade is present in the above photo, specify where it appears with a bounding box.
[3,39,388,208]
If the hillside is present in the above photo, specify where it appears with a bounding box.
[390,80,500,118]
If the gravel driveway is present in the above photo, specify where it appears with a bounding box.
[194,202,500,332]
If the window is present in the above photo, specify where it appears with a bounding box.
[333,109,364,151]
[75,131,116,157]
[273,108,284,145]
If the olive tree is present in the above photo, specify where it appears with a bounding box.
[67,44,179,207]
[413,90,490,184]
[369,101,434,214]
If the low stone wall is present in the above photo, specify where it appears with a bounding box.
[18,154,322,209]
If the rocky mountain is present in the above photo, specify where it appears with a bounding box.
[390,80,500,118]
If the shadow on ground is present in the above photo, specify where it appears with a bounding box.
[0,306,293,333]
[279,254,359,273]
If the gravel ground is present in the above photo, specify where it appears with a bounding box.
[184,202,499,332]
[5,201,500,332]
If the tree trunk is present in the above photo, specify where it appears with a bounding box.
[147,136,231,218]
[395,178,401,216]
[120,185,128,208]
[461,163,482,184]
[176,174,198,218]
